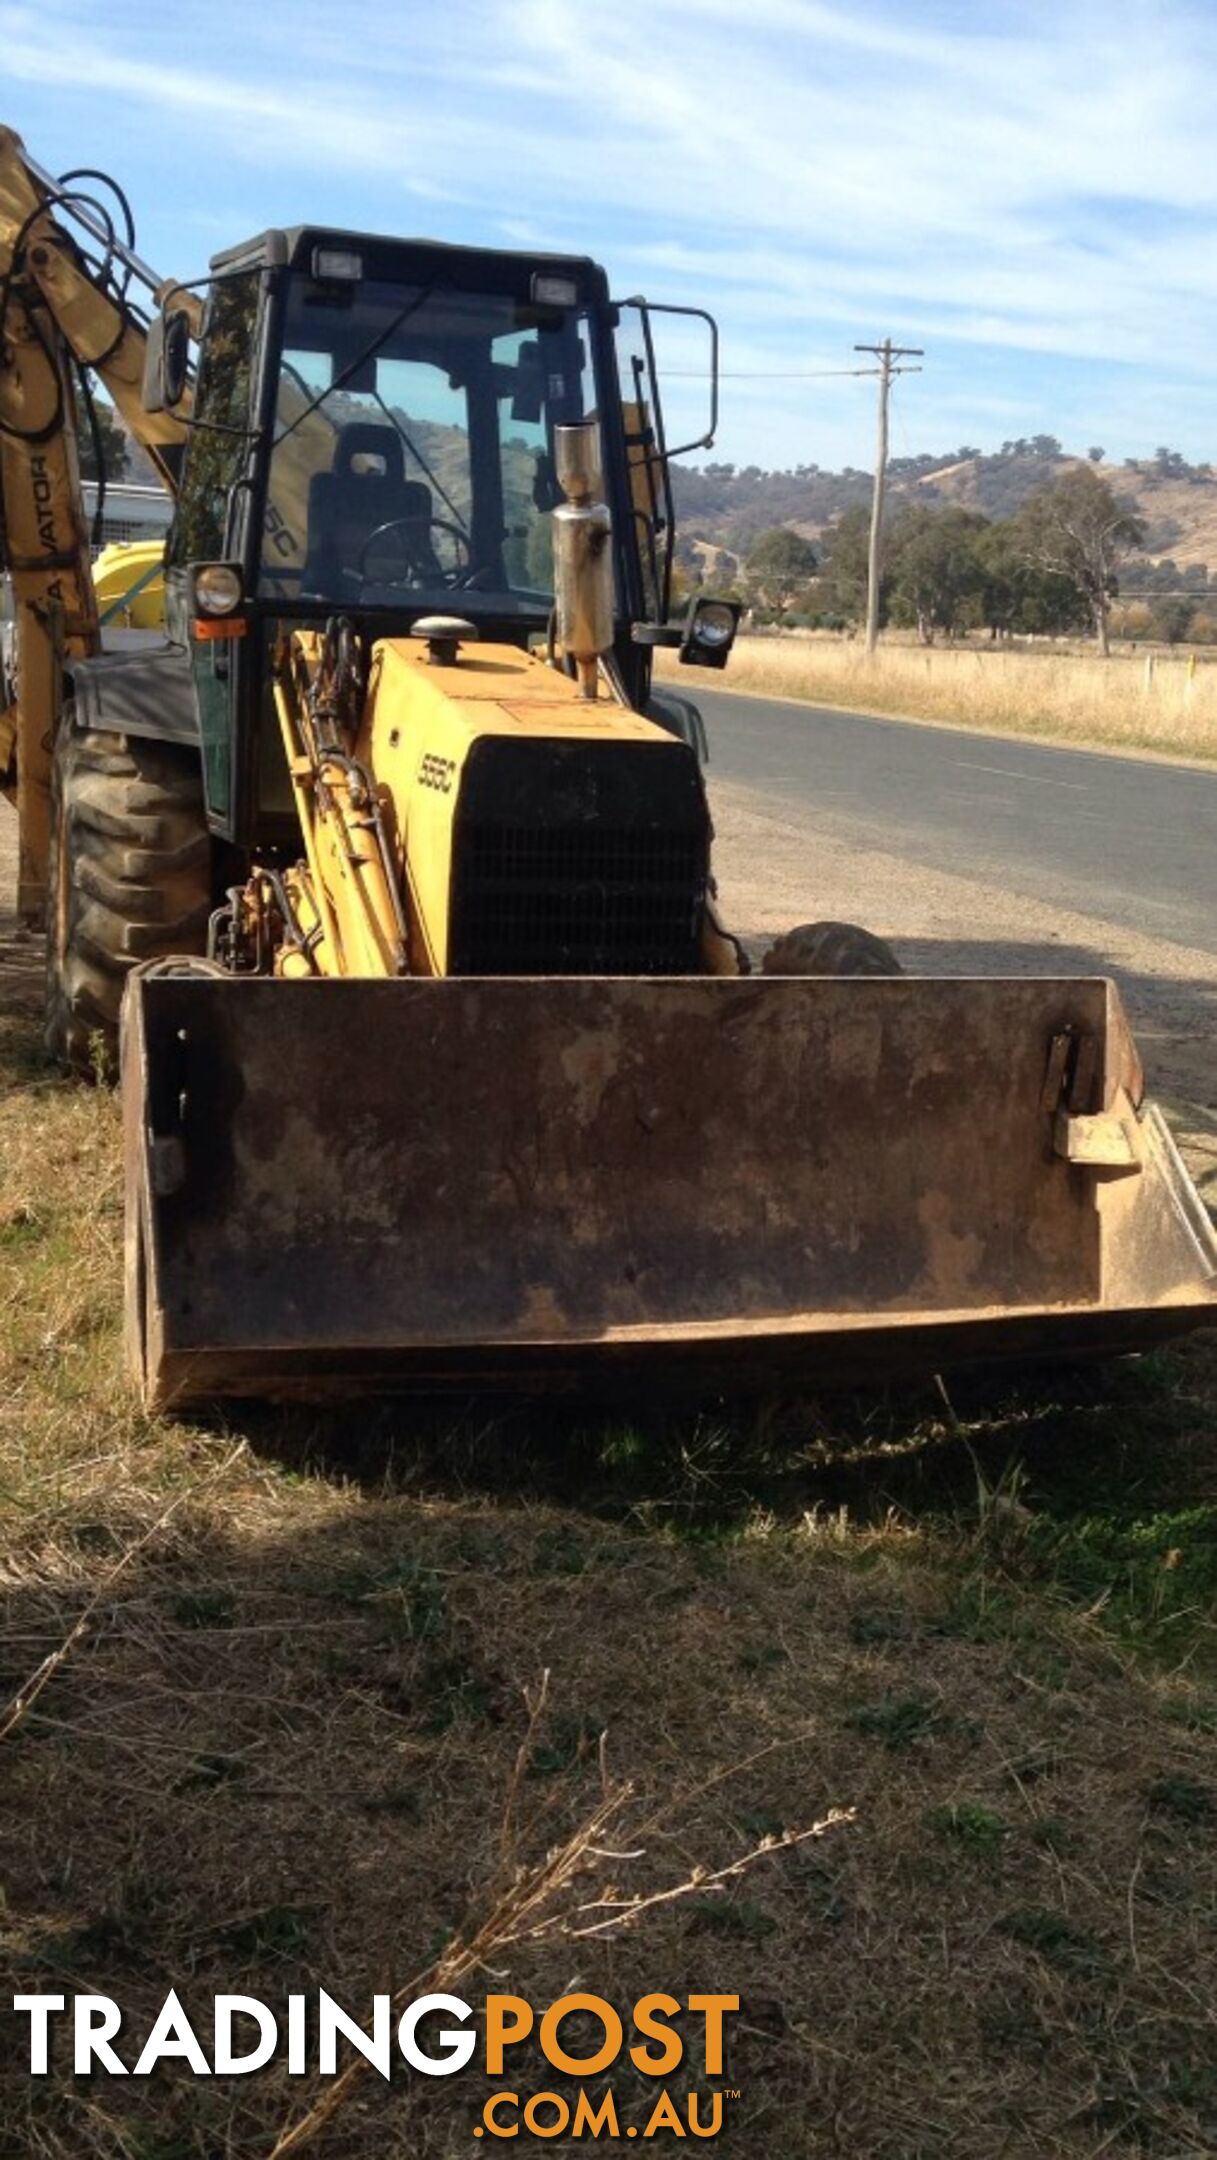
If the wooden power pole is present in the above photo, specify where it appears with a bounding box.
[854,338,923,656]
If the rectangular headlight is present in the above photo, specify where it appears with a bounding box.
[531,273,578,308]
[311,247,364,282]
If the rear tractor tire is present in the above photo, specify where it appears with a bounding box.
[760,919,903,977]
[45,715,212,1076]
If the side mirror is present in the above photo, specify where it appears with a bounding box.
[615,299,720,460]
[142,306,192,414]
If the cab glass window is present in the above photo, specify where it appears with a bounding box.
[168,271,260,564]
[261,277,597,623]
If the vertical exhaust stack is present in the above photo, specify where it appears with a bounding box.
[552,421,613,698]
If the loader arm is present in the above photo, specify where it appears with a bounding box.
[0,125,191,919]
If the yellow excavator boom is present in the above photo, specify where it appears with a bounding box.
[0,125,189,916]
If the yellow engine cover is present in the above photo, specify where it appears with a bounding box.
[358,637,680,976]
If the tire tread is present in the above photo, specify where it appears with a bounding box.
[46,720,210,1072]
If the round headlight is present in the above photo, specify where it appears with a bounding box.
[194,565,243,616]
[693,602,736,648]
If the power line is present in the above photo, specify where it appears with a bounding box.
[854,339,923,656]
[663,366,880,380]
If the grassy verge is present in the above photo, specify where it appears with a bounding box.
[2,972,1216,2158]
[662,635,1217,758]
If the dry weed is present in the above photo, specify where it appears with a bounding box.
[669,634,1217,757]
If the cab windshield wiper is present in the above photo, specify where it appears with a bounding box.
[273,279,439,448]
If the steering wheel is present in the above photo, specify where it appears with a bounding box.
[357,516,473,589]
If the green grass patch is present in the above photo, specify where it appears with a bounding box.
[527,1708,605,1777]
[331,1556,449,1640]
[1146,1772,1214,1825]
[1028,1816,1076,1856]
[1022,1501,1217,1658]
[207,1903,318,1965]
[845,1693,950,1749]
[686,1895,776,1942]
[170,1587,235,1630]
[927,1801,1009,1855]
[996,1905,1108,1976]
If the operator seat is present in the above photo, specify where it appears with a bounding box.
[302,422,441,593]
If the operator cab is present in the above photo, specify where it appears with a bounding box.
[161,225,729,847]
[164,228,635,841]
[260,242,602,622]
[169,227,616,631]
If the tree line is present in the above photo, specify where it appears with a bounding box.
[706,467,1196,656]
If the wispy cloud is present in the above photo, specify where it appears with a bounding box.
[4,0,1215,466]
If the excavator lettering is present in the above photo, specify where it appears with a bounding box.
[2,126,1214,1410]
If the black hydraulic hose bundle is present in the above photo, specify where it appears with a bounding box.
[0,161,145,549]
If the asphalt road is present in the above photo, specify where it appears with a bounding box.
[696,686,1217,957]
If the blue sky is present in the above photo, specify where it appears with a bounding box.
[5,0,1216,471]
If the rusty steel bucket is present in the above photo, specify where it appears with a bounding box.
[121,972,1217,1410]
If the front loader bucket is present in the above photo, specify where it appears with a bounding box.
[121,973,1217,1410]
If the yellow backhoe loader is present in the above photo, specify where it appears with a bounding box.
[2,126,1214,1410]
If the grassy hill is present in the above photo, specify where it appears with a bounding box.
[672,445,1217,580]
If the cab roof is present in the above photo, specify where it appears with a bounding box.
[209,225,609,305]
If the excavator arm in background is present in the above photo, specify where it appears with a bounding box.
[0,125,364,926]
[0,125,190,919]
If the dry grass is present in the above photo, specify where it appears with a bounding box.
[680,635,1217,758]
[3,956,1217,2157]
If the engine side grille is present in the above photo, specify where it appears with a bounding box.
[448,738,709,976]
